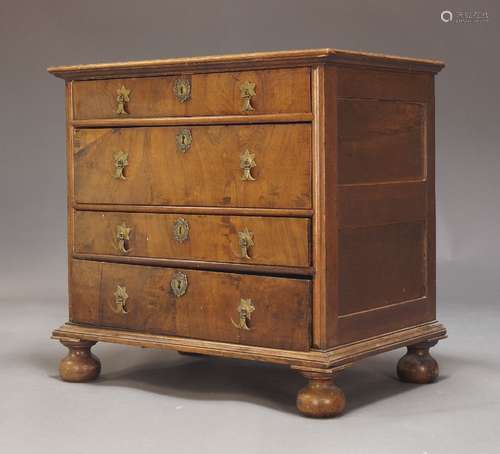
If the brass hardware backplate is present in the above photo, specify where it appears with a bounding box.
[240,81,256,112]
[176,128,192,152]
[231,298,255,330]
[171,271,188,297]
[112,285,129,314]
[116,223,132,254]
[73,130,81,149]
[238,227,254,259]
[113,150,129,180]
[116,85,131,115]
[173,218,190,243]
[174,79,191,103]
[240,149,256,181]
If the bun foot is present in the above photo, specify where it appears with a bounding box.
[296,371,346,418]
[59,340,101,382]
[397,340,439,384]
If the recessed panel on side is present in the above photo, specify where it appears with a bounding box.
[338,100,425,184]
[338,222,426,316]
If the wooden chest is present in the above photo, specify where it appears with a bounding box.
[49,49,447,417]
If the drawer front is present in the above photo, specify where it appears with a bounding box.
[74,124,311,209]
[70,260,311,351]
[73,68,311,119]
[74,211,311,267]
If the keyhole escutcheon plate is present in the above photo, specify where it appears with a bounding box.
[174,79,191,103]
[176,128,192,152]
[171,271,188,297]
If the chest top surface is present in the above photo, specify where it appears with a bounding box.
[48,48,444,80]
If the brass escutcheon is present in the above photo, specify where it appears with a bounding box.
[171,271,188,297]
[238,227,254,259]
[115,223,132,254]
[112,285,129,314]
[116,85,131,115]
[176,128,192,152]
[174,78,191,103]
[173,218,189,243]
[240,81,256,112]
[113,150,129,180]
[73,130,81,149]
[231,298,255,330]
[240,149,256,181]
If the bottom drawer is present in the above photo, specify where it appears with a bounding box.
[70,260,311,351]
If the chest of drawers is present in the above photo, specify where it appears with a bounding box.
[49,49,447,418]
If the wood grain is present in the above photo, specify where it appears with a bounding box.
[338,182,427,228]
[66,82,75,318]
[323,63,439,348]
[52,320,447,369]
[74,211,310,267]
[73,68,311,119]
[322,64,340,348]
[72,254,314,277]
[74,124,311,209]
[48,48,444,81]
[49,50,449,418]
[338,99,425,184]
[70,260,311,351]
[71,112,313,128]
[74,204,312,218]
[397,340,439,384]
[339,222,426,316]
[336,297,434,345]
[296,370,346,417]
[311,65,328,348]
[337,67,433,102]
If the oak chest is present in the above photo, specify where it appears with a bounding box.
[49,49,447,417]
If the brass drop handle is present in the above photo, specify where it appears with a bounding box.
[116,85,131,115]
[112,285,129,314]
[240,81,256,112]
[176,129,192,153]
[171,271,188,297]
[174,79,191,103]
[113,151,129,180]
[231,298,255,330]
[238,227,254,259]
[240,149,256,181]
[116,223,132,254]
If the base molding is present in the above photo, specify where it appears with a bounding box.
[52,321,446,370]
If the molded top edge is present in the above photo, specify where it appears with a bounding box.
[48,48,445,80]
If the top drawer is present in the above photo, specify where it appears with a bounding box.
[72,68,311,119]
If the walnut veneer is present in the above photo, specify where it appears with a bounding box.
[49,48,447,417]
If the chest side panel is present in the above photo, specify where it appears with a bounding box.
[324,66,436,347]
